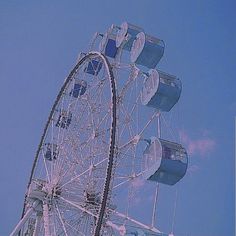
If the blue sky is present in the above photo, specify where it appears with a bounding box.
[0,0,235,235]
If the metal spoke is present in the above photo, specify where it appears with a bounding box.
[55,204,69,236]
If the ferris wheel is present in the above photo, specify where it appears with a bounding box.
[10,22,188,236]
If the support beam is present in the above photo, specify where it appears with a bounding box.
[10,201,40,236]
[33,213,42,236]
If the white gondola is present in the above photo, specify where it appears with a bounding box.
[84,59,103,76]
[44,143,59,161]
[116,22,143,51]
[143,137,188,185]
[141,69,181,112]
[70,79,87,98]
[99,25,120,58]
[131,32,164,69]
[56,110,72,129]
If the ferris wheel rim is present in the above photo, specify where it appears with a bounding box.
[20,51,117,236]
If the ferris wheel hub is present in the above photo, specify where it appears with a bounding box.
[28,179,61,205]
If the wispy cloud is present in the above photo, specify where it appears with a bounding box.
[187,164,200,172]
[131,178,145,189]
[179,130,216,157]
[187,164,200,176]
[127,178,145,206]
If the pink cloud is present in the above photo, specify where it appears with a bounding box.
[133,196,141,205]
[188,164,200,172]
[187,164,200,176]
[179,130,216,157]
[126,178,144,206]
[131,178,145,189]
